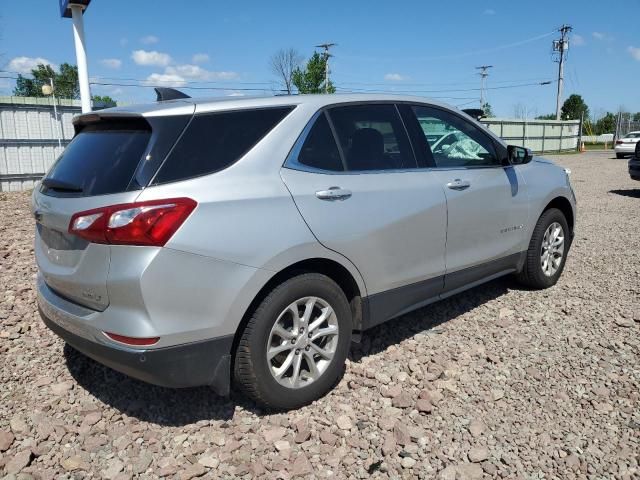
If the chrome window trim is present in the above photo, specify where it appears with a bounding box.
[283,103,420,175]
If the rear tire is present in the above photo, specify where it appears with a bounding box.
[234,273,352,410]
[516,208,570,289]
[616,153,625,159]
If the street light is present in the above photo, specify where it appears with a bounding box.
[60,0,92,113]
[42,79,63,149]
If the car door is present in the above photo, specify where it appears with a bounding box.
[280,104,448,325]
[405,105,530,292]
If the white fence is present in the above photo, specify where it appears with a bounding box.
[582,134,614,143]
[0,96,80,191]
[481,118,581,153]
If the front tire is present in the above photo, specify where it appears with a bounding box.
[616,153,625,159]
[516,208,570,289]
[234,273,352,410]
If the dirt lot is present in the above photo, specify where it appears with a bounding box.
[0,151,638,479]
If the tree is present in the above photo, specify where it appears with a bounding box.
[536,113,556,120]
[270,48,303,94]
[633,112,640,122]
[292,52,335,94]
[92,95,117,109]
[13,63,118,106]
[481,102,493,117]
[512,103,537,120]
[594,112,616,135]
[560,94,589,120]
[14,63,80,99]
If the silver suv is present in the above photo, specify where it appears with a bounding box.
[33,92,576,409]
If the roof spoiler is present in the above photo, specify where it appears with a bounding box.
[154,87,191,102]
[462,108,486,120]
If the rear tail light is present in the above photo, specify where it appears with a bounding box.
[615,140,623,144]
[69,197,196,246]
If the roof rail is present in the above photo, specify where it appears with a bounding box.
[154,87,191,102]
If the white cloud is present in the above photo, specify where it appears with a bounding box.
[628,46,640,61]
[144,73,187,87]
[192,53,210,64]
[100,58,122,69]
[165,64,238,81]
[7,56,56,74]
[483,8,496,15]
[572,34,585,46]
[592,32,605,40]
[384,73,408,81]
[140,35,159,45]
[131,49,172,67]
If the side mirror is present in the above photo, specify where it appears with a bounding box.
[507,145,533,165]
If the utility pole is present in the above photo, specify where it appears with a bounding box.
[553,24,572,120]
[475,65,493,109]
[49,79,62,149]
[315,43,336,93]
[42,78,62,148]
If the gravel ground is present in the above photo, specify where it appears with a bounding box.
[1,150,638,480]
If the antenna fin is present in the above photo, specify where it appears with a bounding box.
[154,87,191,102]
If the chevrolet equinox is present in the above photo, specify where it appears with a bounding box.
[33,92,576,409]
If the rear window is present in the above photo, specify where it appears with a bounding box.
[153,106,294,184]
[42,119,151,197]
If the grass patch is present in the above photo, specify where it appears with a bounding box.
[583,142,613,150]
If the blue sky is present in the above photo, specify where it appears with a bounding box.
[1,0,639,117]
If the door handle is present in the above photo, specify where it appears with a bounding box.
[315,187,352,201]
[446,179,471,190]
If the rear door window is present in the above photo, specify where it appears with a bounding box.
[153,106,294,184]
[294,113,345,171]
[42,118,151,197]
[327,104,416,171]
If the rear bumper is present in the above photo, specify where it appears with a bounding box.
[37,277,234,393]
[41,311,233,392]
[615,145,636,154]
[41,310,233,392]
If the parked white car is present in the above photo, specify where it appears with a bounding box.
[615,131,640,158]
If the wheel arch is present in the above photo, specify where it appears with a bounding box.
[542,195,574,234]
[230,257,366,369]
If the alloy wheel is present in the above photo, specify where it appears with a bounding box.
[540,222,565,277]
[267,297,339,389]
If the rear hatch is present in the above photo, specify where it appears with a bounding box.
[33,110,192,310]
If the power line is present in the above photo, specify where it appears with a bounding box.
[339,30,556,62]
[335,80,556,95]
[338,77,553,87]
[4,68,555,90]
[89,81,285,92]
[1,70,276,87]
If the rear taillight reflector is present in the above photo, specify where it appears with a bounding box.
[104,332,160,346]
[69,197,196,246]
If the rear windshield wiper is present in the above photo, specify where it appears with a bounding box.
[42,178,84,193]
